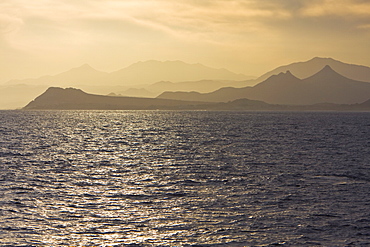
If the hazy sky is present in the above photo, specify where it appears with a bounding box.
[1,0,370,82]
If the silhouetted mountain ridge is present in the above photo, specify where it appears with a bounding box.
[116,79,255,98]
[24,87,210,110]
[24,87,370,111]
[257,57,370,82]
[3,57,370,109]
[158,65,370,105]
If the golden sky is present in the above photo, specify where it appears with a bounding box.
[1,0,370,82]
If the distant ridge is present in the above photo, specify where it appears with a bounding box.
[7,64,109,87]
[116,79,256,98]
[257,57,370,82]
[158,65,370,105]
[2,61,253,110]
[23,87,278,110]
[3,57,370,109]
[24,87,208,110]
[7,60,252,87]
[356,98,370,109]
[23,87,370,111]
[109,60,252,84]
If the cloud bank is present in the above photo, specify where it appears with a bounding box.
[1,0,369,81]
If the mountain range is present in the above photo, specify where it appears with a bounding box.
[158,65,370,105]
[23,87,370,111]
[23,87,209,110]
[113,57,370,98]
[2,57,370,109]
[115,79,256,98]
[256,57,370,83]
[6,60,252,87]
[1,60,252,109]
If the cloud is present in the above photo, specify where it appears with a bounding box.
[3,0,368,49]
[300,0,370,18]
[0,0,287,52]
[358,24,370,30]
[0,3,23,36]
[1,0,369,81]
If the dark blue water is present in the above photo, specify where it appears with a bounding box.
[0,110,369,246]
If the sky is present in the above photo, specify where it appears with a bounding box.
[1,0,370,82]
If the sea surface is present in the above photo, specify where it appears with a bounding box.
[0,110,370,246]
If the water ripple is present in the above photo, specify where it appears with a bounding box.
[0,110,369,246]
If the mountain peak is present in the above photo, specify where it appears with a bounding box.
[73,63,96,71]
[62,64,100,75]
[310,57,335,62]
[323,64,333,69]
[81,63,93,68]
[316,65,340,76]
[253,69,300,89]
[304,64,353,83]
[275,70,299,80]
[285,70,293,76]
[44,87,85,95]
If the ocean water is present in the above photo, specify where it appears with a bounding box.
[0,110,369,246]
